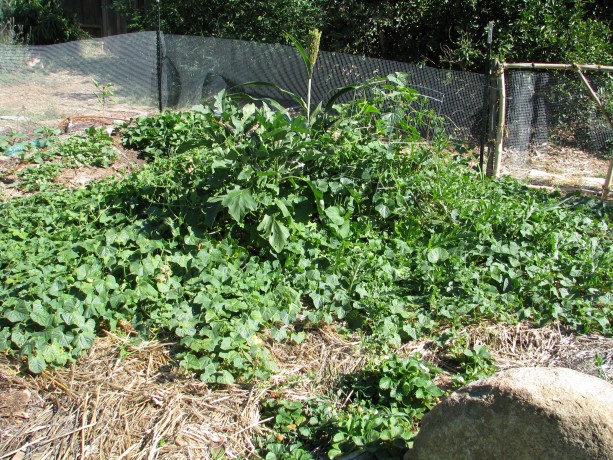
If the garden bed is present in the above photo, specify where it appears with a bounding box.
[1,79,611,459]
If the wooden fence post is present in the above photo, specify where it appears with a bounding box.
[493,62,613,196]
[492,62,506,177]
[486,60,499,177]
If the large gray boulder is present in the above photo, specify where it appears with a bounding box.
[406,367,613,460]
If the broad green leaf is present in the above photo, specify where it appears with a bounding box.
[304,179,325,216]
[11,329,28,347]
[291,117,309,133]
[427,247,449,264]
[380,376,393,390]
[5,302,30,323]
[181,353,204,370]
[222,187,258,223]
[290,331,306,344]
[325,206,346,226]
[375,202,391,218]
[258,215,290,253]
[0,329,10,349]
[242,103,256,120]
[216,370,235,385]
[28,354,47,373]
[72,333,94,353]
[30,301,52,327]
[75,265,88,281]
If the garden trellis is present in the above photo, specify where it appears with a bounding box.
[487,62,613,198]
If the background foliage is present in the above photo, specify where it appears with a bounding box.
[110,0,612,70]
[0,0,86,45]
[2,0,610,68]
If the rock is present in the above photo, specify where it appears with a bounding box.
[0,389,32,419]
[406,367,613,460]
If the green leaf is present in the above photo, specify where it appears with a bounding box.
[304,179,325,216]
[375,202,391,218]
[230,81,306,111]
[285,32,312,76]
[5,302,30,323]
[325,206,346,226]
[28,354,47,374]
[181,353,204,370]
[258,214,290,253]
[30,301,52,327]
[216,370,235,385]
[427,247,449,264]
[380,376,393,390]
[222,187,258,224]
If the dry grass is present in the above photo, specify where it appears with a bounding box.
[0,323,611,459]
[502,146,611,198]
[0,327,366,459]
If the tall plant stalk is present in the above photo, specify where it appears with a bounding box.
[306,29,321,120]
[286,29,321,120]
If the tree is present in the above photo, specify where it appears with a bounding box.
[0,0,86,45]
[110,0,612,71]
[110,0,325,46]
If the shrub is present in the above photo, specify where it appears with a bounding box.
[1,0,87,45]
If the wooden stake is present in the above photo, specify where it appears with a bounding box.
[504,63,613,72]
[574,64,613,198]
[486,61,499,177]
[493,63,506,177]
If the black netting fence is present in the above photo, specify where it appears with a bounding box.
[0,32,484,142]
[2,32,612,184]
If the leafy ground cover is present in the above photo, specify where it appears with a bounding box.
[0,75,611,458]
[2,126,119,192]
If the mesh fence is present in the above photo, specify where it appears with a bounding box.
[1,32,611,184]
[161,33,485,141]
[502,69,613,171]
[0,32,484,141]
[0,32,159,131]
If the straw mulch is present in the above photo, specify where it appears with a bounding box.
[0,323,611,459]
[0,327,362,460]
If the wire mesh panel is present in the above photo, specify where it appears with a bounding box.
[162,34,485,141]
[0,32,159,135]
[503,69,613,177]
[0,32,485,143]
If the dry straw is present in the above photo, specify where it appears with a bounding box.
[0,323,610,459]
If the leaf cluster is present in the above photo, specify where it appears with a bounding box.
[260,354,442,459]
[110,0,612,71]
[12,126,118,191]
[1,0,88,45]
[0,75,611,387]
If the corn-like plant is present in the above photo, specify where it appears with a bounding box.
[230,30,360,129]
[289,28,322,119]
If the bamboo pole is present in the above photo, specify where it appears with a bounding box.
[573,64,613,198]
[486,61,499,176]
[504,63,613,72]
[493,63,506,177]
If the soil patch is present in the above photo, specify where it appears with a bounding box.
[502,145,611,197]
